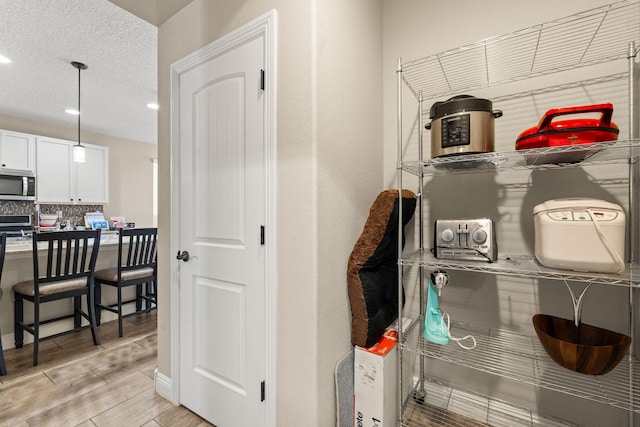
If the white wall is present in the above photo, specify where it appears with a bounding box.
[157,1,383,425]
[383,1,637,425]
[316,0,383,422]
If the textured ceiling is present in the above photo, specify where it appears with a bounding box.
[0,0,158,144]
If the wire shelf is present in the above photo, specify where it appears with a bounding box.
[401,318,640,414]
[399,0,640,100]
[401,250,640,287]
[401,377,577,427]
[400,139,640,177]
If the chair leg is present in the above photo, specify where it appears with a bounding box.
[33,301,39,367]
[152,280,157,307]
[14,296,23,349]
[88,284,100,346]
[152,280,157,308]
[145,280,156,311]
[0,324,6,376]
[73,295,81,328]
[95,282,102,326]
[135,284,143,312]
[117,286,123,338]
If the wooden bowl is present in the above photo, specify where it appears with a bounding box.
[532,314,631,375]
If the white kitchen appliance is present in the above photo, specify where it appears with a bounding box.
[533,198,626,273]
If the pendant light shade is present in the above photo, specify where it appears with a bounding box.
[71,61,87,163]
[73,144,86,162]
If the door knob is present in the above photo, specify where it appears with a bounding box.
[176,250,190,262]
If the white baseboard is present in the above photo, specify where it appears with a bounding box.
[154,368,177,404]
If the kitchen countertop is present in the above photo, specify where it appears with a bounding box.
[5,231,123,256]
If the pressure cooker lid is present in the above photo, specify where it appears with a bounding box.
[430,95,494,120]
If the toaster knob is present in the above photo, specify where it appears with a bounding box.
[472,229,487,243]
[441,228,455,242]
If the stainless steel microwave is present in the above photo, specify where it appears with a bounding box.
[0,173,35,201]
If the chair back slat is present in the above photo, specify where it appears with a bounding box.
[33,230,102,290]
[119,228,157,273]
[63,236,72,276]
[133,233,156,266]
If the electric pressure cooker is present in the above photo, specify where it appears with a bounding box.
[426,95,503,158]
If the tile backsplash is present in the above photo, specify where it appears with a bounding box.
[0,201,103,227]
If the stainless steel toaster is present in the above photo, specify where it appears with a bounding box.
[433,218,497,262]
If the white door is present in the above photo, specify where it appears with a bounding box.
[176,29,267,426]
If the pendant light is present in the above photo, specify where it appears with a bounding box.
[71,61,87,163]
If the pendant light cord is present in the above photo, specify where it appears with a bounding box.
[71,61,87,147]
[77,64,81,145]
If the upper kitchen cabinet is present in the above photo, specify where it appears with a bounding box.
[37,137,72,203]
[74,144,109,204]
[0,130,36,174]
[36,136,109,204]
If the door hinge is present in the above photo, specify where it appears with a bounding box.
[261,380,266,401]
[260,69,265,91]
[260,225,265,245]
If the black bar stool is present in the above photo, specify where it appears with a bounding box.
[95,227,157,337]
[13,229,102,366]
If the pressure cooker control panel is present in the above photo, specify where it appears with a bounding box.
[441,114,471,148]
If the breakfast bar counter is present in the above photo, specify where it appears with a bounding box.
[4,231,122,255]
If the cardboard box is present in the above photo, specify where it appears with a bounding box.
[354,319,412,427]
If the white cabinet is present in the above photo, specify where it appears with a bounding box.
[74,144,109,204]
[0,130,36,174]
[36,137,72,203]
[36,137,109,204]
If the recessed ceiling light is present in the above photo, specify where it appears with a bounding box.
[0,54,12,64]
[65,108,80,115]
[147,103,159,110]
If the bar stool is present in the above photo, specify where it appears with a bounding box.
[13,229,102,366]
[95,227,157,337]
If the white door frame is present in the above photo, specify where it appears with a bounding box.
[168,10,277,426]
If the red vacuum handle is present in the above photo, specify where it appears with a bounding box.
[536,103,614,132]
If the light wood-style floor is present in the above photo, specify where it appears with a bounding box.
[0,311,213,427]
